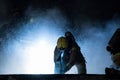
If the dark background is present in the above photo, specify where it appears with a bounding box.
[0,0,120,23]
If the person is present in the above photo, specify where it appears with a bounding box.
[105,28,120,75]
[54,31,86,74]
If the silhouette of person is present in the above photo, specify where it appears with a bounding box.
[54,31,86,74]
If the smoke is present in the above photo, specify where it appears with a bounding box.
[0,5,120,74]
[0,7,70,74]
[65,16,120,74]
[70,18,120,74]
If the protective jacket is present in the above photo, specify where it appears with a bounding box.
[54,37,86,74]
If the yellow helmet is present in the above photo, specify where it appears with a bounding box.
[112,53,120,67]
[57,36,68,49]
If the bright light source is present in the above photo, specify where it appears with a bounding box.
[22,37,55,74]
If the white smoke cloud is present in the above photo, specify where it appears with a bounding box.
[72,19,120,74]
[0,7,69,74]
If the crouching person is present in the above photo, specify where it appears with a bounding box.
[54,32,86,74]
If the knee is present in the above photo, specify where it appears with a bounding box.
[76,63,87,74]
